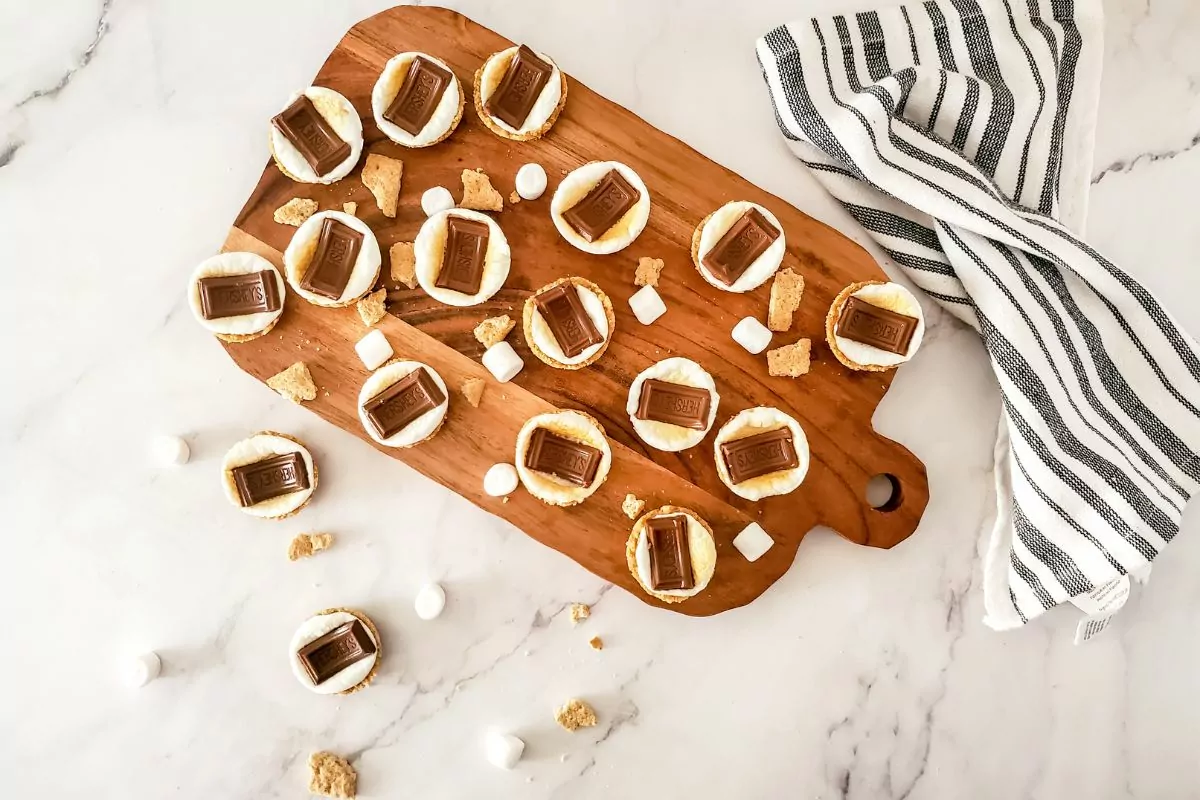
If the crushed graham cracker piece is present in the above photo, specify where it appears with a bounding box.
[461,377,486,408]
[508,191,521,204]
[767,268,805,332]
[460,168,504,212]
[343,201,357,216]
[570,603,590,625]
[288,533,333,561]
[555,699,597,732]
[473,315,515,348]
[357,288,387,326]
[273,197,317,226]
[266,362,317,403]
[622,494,645,520]
[390,242,417,289]
[308,751,357,799]
[588,636,603,651]
[362,153,403,218]
[767,338,812,377]
[634,257,665,288]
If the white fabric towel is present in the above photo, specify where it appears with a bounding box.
[756,0,1200,629]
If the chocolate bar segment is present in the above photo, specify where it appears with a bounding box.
[561,170,641,243]
[534,284,604,358]
[197,271,281,319]
[363,367,447,440]
[384,56,453,135]
[231,452,311,507]
[635,379,711,430]
[271,95,351,176]
[719,427,799,485]
[297,620,377,686]
[836,296,919,355]
[524,428,602,487]
[435,215,490,295]
[647,515,695,591]
[701,208,781,286]
[300,217,364,300]
[486,45,553,129]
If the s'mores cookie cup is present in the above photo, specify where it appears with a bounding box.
[358,361,449,448]
[284,211,381,308]
[691,201,786,293]
[289,608,381,695]
[221,431,317,520]
[371,52,464,148]
[414,209,510,307]
[187,252,285,343]
[269,87,363,184]
[515,410,612,507]
[523,276,615,370]
[826,280,926,372]
[625,505,717,604]
[627,358,720,452]
[474,44,567,142]
[714,407,810,501]
[551,161,650,255]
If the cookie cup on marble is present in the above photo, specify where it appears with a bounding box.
[288,607,382,696]
[825,280,926,372]
[187,252,285,344]
[625,505,718,604]
[220,430,318,520]
[522,276,615,370]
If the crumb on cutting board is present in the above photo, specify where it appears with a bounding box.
[266,362,317,403]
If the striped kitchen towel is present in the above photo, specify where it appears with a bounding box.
[756,0,1200,629]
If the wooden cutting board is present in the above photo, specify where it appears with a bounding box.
[220,5,928,616]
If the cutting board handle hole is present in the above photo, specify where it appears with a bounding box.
[866,473,902,512]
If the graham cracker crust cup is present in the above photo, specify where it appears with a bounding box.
[625,504,716,605]
[215,316,279,344]
[473,57,568,142]
[825,280,892,373]
[522,276,615,371]
[315,607,382,695]
[222,430,319,521]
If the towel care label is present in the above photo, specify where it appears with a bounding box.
[1069,576,1131,644]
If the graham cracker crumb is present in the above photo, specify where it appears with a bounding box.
[474,314,515,348]
[588,636,603,651]
[461,168,504,212]
[767,338,812,377]
[634,257,665,288]
[390,242,417,289]
[768,268,805,332]
[357,288,387,327]
[555,699,597,732]
[622,494,645,520]
[288,533,333,561]
[362,153,403,218]
[343,201,357,216]
[508,191,521,204]
[266,362,317,403]
[273,197,317,226]
[461,377,486,408]
[570,603,590,625]
[308,751,357,799]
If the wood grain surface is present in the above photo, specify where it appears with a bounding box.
[219,5,929,616]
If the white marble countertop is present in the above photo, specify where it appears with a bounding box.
[4,0,1200,797]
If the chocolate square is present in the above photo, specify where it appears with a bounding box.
[634,379,712,430]
[362,368,447,440]
[701,208,781,286]
[523,428,602,487]
[271,95,351,176]
[719,428,799,484]
[561,170,641,242]
[533,284,604,358]
[296,620,377,685]
[197,271,281,319]
[647,515,695,591]
[230,452,310,507]
[835,296,918,355]
[486,45,553,129]
[435,215,490,295]
[384,56,454,135]
[299,217,364,300]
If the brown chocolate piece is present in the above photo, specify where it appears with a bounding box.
[435,216,490,295]
[362,367,447,440]
[701,208,781,286]
[635,379,711,430]
[271,95,351,177]
[836,296,919,355]
[230,452,310,507]
[719,427,799,485]
[561,170,641,243]
[300,217,364,300]
[534,284,604,359]
[486,45,553,129]
[296,619,377,686]
[647,515,695,591]
[524,428,602,487]
[197,271,280,319]
[384,56,454,135]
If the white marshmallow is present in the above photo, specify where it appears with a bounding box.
[515,163,547,200]
[629,285,666,325]
[732,317,772,354]
[485,731,526,770]
[482,341,524,383]
[421,186,456,217]
[355,329,393,370]
[150,435,189,466]
[128,652,161,687]
[484,463,519,497]
[415,583,446,620]
[732,522,775,562]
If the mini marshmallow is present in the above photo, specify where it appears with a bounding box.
[732,317,772,355]
[355,329,393,370]
[515,163,548,200]
[421,186,456,217]
[128,651,161,688]
[150,435,189,466]
[485,731,526,770]
[484,463,519,497]
[629,285,666,325]
[732,522,775,562]
[415,583,446,620]
[482,341,524,383]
